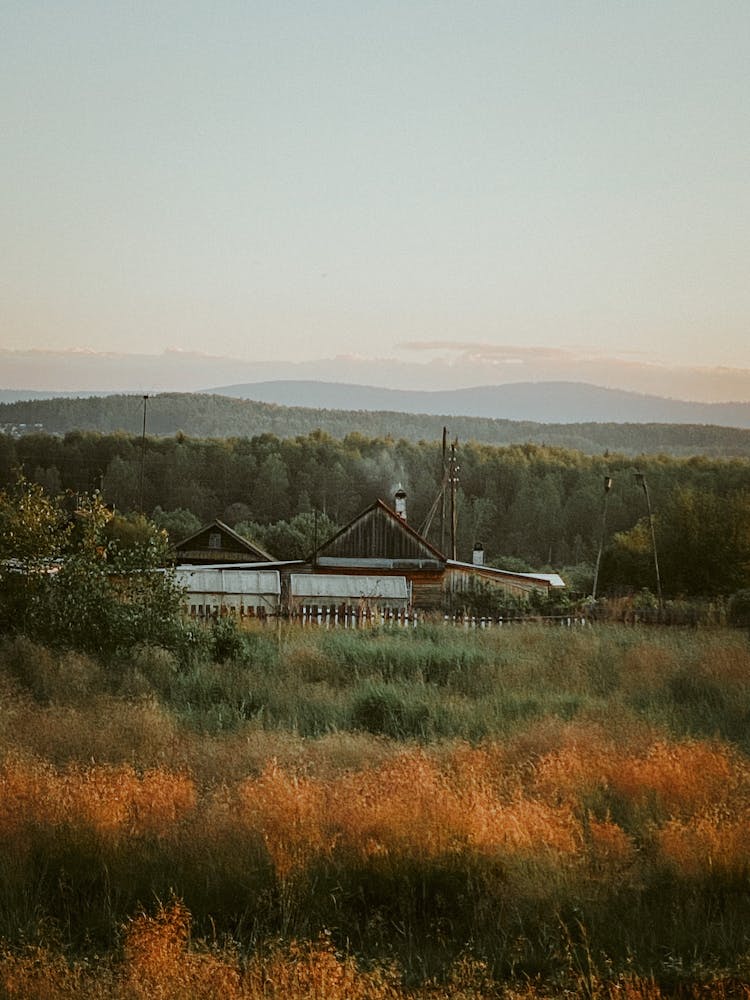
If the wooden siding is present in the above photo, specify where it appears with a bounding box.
[177,548,267,564]
[313,563,445,610]
[317,502,445,564]
[175,521,272,565]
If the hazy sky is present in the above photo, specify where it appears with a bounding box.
[2,1,750,389]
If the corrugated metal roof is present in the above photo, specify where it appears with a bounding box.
[290,574,409,600]
[175,568,281,596]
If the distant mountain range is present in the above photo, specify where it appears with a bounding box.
[3,386,750,458]
[204,380,750,428]
[3,380,750,427]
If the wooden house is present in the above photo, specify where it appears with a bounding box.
[172,492,565,618]
[310,496,564,612]
[312,499,447,609]
[174,519,275,566]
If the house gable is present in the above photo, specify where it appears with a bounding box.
[315,500,445,569]
[174,519,274,565]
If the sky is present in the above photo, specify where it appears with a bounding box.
[2,1,750,397]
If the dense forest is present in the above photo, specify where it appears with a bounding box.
[2,428,750,599]
[4,391,750,456]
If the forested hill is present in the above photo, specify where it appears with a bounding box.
[3,392,750,457]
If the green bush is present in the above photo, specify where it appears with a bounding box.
[351,682,433,738]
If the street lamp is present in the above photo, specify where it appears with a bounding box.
[634,471,662,609]
[592,475,613,601]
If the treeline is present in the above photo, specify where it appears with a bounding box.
[4,391,750,456]
[3,428,750,597]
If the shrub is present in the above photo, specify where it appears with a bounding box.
[351,684,432,739]
[209,617,248,664]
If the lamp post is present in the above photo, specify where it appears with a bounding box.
[592,475,613,601]
[635,471,662,609]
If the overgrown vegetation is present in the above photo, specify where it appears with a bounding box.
[0,624,749,997]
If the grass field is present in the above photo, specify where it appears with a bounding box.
[0,623,749,997]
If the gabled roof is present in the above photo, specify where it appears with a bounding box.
[174,519,275,562]
[314,499,446,565]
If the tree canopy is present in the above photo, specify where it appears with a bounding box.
[0,478,183,655]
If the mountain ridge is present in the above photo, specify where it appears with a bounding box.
[3,389,750,458]
[203,379,750,428]
[4,379,750,427]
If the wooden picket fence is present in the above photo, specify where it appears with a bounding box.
[287,605,589,629]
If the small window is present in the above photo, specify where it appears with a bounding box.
[208,532,222,549]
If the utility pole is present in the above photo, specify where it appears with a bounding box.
[312,507,318,566]
[449,439,459,561]
[138,395,149,513]
[440,426,447,554]
[592,475,613,600]
[635,471,662,609]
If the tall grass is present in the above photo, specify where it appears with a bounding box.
[0,624,749,993]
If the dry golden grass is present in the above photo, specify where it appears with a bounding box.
[1,728,748,882]
[0,754,196,846]
[2,627,750,994]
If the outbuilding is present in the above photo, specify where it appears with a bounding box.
[289,573,409,614]
[175,565,281,619]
